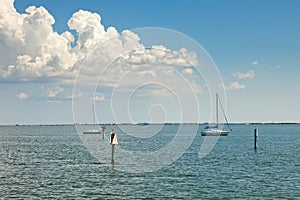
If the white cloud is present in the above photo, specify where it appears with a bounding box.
[137,70,157,78]
[65,92,83,101]
[0,1,198,82]
[94,93,105,101]
[252,60,259,65]
[123,46,198,67]
[0,0,200,99]
[183,68,193,75]
[0,0,78,79]
[233,70,255,79]
[16,92,29,99]
[225,81,245,90]
[46,86,64,97]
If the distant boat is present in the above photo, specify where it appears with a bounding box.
[83,129,102,134]
[83,105,102,134]
[201,93,231,136]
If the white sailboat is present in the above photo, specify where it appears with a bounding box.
[201,93,231,136]
[83,105,102,134]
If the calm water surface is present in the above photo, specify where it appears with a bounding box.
[0,124,299,199]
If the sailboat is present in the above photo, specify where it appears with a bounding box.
[201,93,231,136]
[83,105,102,134]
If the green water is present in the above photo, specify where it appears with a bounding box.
[0,124,299,199]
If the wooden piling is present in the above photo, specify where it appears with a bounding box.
[101,126,106,140]
[254,128,258,150]
[111,144,115,164]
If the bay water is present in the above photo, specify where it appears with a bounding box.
[0,124,299,199]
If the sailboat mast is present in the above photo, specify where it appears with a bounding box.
[92,105,95,124]
[216,93,218,127]
[218,95,231,131]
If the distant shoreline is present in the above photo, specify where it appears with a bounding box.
[0,122,300,126]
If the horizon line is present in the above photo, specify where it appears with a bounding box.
[1,122,300,126]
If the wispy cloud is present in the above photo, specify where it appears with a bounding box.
[183,68,193,75]
[62,93,83,101]
[94,93,105,101]
[233,70,255,79]
[225,81,245,90]
[16,92,29,99]
[252,60,259,65]
[124,46,198,67]
[46,86,64,98]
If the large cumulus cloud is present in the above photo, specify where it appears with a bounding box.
[0,0,200,101]
[0,0,77,79]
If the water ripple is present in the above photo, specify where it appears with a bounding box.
[0,124,299,199]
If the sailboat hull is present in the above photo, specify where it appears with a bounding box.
[83,130,102,134]
[201,129,229,136]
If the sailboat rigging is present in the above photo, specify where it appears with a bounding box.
[83,105,102,134]
[201,93,231,136]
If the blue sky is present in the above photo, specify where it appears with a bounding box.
[0,0,299,124]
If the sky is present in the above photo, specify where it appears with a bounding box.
[0,0,299,124]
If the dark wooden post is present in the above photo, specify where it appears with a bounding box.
[254,128,258,150]
[101,126,106,140]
